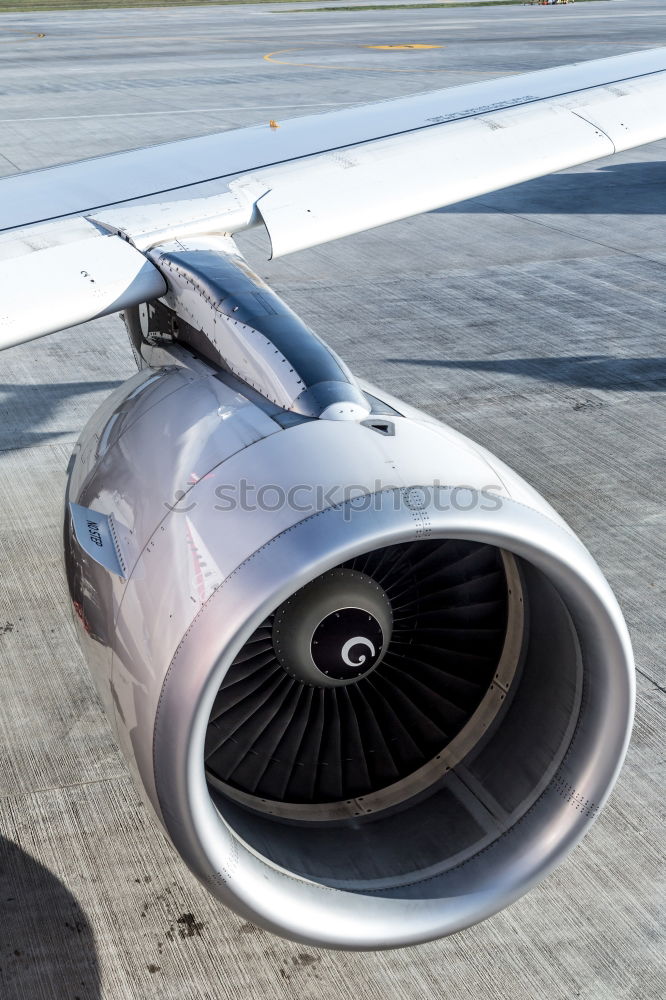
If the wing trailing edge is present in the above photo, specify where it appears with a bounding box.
[0,49,665,348]
[233,71,666,257]
[1,47,664,234]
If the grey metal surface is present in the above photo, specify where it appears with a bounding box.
[0,0,664,995]
[146,238,370,418]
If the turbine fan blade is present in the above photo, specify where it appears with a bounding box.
[206,539,508,808]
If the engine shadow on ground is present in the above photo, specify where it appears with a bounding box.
[385,355,666,391]
[0,380,122,449]
[433,162,666,215]
[0,836,100,1000]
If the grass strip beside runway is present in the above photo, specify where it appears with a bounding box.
[0,0,613,13]
[293,0,609,10]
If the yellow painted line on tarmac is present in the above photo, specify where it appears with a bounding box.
[364,44,443,50]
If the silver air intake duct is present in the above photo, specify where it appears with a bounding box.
[64,345,633,951]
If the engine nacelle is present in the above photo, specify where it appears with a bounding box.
[64,338,633,950]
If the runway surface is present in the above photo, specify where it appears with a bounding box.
[0,0,664,997]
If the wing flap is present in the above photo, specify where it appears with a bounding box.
[0,227,166,349]
[232,72,665,258]
[574,80,666,152]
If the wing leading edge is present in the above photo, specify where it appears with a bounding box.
[1,47,665,234]
[1,48,665,349]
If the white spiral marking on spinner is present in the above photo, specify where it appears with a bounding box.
[341,636,376,667]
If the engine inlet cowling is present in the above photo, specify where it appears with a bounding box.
[64,354,634,951]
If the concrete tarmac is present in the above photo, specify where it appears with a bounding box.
[0,0,664,997]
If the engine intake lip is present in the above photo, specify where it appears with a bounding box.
[152,488,635,950]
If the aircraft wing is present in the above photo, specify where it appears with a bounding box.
[1,47,665,349]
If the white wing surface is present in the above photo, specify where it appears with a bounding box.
[0,219,166,349]
[237,71,665,257]
[1,48,665,347]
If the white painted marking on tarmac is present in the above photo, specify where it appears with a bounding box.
[0,103,347,125]
[13,11,666,43]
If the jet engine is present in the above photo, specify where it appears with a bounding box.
[63,239,634,949]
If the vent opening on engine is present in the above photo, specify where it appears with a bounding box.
[361,419,395,436]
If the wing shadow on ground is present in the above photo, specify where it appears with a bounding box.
[385,356,666,391]
[0,380,122,449]
[0,836,100,998]
[433,162,666,215]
